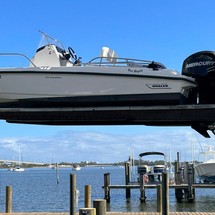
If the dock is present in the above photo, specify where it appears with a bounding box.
[2,174,215,215]
[1,212,215,215]
[103,158,215,205]
[107,184,215,189]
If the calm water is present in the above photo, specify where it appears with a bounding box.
[0,166,215,212]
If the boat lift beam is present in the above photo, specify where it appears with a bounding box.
[0,104,215,138]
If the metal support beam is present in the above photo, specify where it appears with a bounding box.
[0,104,215,137]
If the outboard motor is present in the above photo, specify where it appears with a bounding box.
[182,51,215,104]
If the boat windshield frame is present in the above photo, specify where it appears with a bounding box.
[37,31,66,52]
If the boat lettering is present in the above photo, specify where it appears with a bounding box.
[128,68,143,73]
[146,83,170,89]
[186,61,215,68]
[45,76,62,79]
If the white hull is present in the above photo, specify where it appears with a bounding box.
[195,146,215,183]
[195,162,215,183]
[195,162,215,177]
[12,167,25,172]
[0,66,196,107]
[0,32,197,108]
[72,165,81,171]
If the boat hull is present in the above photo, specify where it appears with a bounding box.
[0,67,196,108]
[72,165,81,171]
[12,167,25,172]
[195,162,215,183]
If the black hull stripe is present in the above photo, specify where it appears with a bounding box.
[0,93,186,108]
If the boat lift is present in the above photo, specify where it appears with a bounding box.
[0,104,215,138]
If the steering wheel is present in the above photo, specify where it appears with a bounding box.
[68,47,77,60]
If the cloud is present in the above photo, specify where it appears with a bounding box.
[0,126,212,163]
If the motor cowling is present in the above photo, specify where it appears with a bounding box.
[182,51,215,104]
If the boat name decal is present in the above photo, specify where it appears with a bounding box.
[45,76,62,79]
[186,61,215,68]
[146,83,170,89]
[128,68,143,73]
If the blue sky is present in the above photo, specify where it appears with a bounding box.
[0,0,215,163]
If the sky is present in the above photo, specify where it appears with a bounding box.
[0,0,215,163]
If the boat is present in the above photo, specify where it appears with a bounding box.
[8,165,25,172]
[72,165,81,171]
[49,154,56,169]
[0,31,198,108]
[49,164,56,169]
[12,166,25,172]
[195,145,215,183]
[137,152,167,184]
[12,147,25,172]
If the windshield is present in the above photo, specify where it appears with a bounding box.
[37,31,66,51]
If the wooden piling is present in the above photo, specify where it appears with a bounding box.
[124,162,131,198]
[187,163,195,202]
[56,163,60,184]
[139,174,146,203]
[70,173,76,215]
[84,185,91,208]
[104,173,110,203]
[174,153,184,202]
[162,172,169,215]
[6,186,12,213]
[157,184,162,213]
[174,162,179,184]
[93,199,106,215]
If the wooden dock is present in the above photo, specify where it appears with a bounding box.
[106,184,215,189]
[1,212,215,215]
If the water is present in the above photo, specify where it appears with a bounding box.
[1,166,215,212]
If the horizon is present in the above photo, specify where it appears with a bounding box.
[0,0,215,163]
